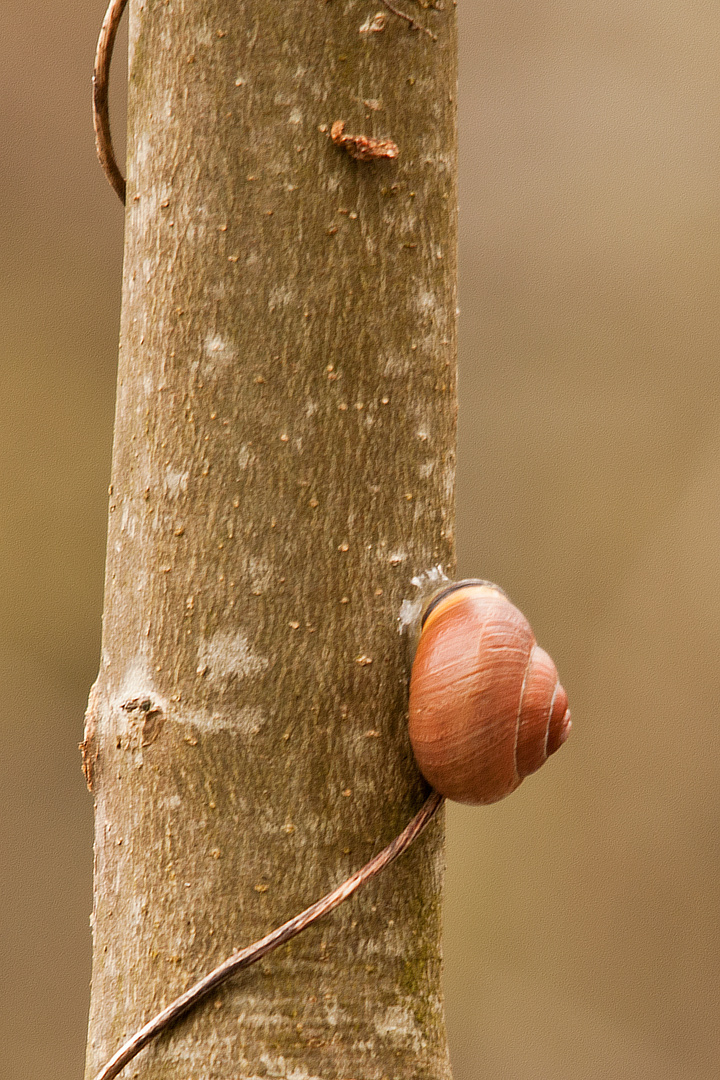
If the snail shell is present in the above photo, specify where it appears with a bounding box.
[408,581,571,805]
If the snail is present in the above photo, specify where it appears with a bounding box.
[408,579,571,805]
[92,577,569,1080]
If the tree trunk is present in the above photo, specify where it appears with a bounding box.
[82,1,457,1077]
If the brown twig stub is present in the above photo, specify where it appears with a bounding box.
[92,790,443,1080]
[380,0,437,40]
[93,0,128,204]
[330,120,399,161]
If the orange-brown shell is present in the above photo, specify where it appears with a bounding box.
[408,584,571,805]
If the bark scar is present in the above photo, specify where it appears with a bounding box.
[122,696,166,746]
[330,120,398,161]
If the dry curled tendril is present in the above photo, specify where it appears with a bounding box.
[92,791,443,1080]
[93,0,128,203]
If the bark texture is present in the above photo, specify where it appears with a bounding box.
[83,0,457,1076]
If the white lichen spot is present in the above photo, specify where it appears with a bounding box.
[186,705,268,737]
[419,460,434,479]
[413,499,427,526]
[411,564,449,594]
[375,1004,424,1053]
[305,400,318,418]
[237,444,256,471]
[203,334,237,371]
[258,1054,288,1079]
[268,284,296,309]
[417,289,438,315]
[323,1000,340,1027]
[242,553,273,594]
[129,892,151,925]
[165,468,190,498]
[194,24,217,47]
[141,256,155,285]
[287,1068,320,1080]
[383,354,411,379]
[234,995,289,1032]
[198,630,269,680]
[397,598,418,630]
[363,233,377,257]
[398,565,450,636]
[359,11,387,32]
[421,150,453,175]
[159,21,173,49]
[288,106,303,125]
[255,1053,321,1080]
[134,132,152,172]
[119,505,137,537]
[442,461,454,501]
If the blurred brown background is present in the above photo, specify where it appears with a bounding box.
[1,1,718,1077]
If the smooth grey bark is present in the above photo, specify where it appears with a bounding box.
[83,1,457,1077]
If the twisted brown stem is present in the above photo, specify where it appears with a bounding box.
[92,790,444,1080]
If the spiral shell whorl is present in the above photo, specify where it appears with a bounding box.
[515,645,571,780]
[408,582,571,805]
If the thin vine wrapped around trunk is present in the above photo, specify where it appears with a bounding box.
[83,1,457,1077]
